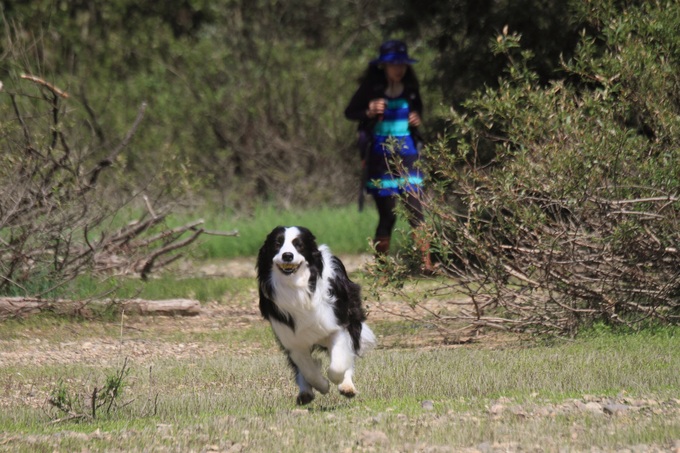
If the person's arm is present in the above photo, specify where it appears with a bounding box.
[344,83,373,122]
[408,88,424,127]
[410,88,424,117]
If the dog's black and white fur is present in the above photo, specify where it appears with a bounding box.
[257,226,376,405]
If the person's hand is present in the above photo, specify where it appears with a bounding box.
[408,111,422,127]
[367,99,386,118]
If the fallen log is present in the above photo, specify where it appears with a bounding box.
[0,297,201,318]
[119,298,201,316]
[0,298,44,317]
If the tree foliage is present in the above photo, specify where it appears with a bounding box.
[1,0,592,208]
[391,0,586,107]
[2,0,679,332]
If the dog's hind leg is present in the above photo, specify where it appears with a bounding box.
[288,349,329,400]
[328,331,357,398]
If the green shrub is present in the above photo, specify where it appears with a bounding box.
[397,0,680,336]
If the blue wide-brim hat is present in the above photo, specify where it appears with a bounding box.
[370,39,418,65]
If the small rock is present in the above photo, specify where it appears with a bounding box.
[571,400,587,411]
[477,441,492,453]
[421,400,435,410]
[603,403,630,415]
[360,430,389,446]
[226,443,244,453]
[584,402,603,414]
[510,406,527,418]
[535,407,551,417]
[489,404,505,415]
[628,399,648,407]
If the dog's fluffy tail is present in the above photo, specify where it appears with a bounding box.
[358,322,377,356]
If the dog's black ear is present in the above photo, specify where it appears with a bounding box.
[296,226,316,243]
[256,226,284,272]
[266,226,286,244]
[297,226,320,258]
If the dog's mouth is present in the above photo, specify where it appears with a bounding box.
[276,262,301,275]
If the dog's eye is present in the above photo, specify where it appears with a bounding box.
[292,238,303,251]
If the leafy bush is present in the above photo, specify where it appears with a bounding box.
[393,1,680,336]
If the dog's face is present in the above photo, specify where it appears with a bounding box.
[258,226,321,278]
[273,227,307,275]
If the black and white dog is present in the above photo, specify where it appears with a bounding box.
[257,226,376,405]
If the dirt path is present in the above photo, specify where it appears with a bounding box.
[0,253,519,373]
[0,255,427,368]
[182,254,373,279]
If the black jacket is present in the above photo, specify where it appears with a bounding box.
[344,79,424,136]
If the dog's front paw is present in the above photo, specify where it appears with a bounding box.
[296,391,315,406]
[338,382,357,398]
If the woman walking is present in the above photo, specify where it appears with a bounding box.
[344,39,434,273]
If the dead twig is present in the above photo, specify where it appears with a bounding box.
[20,74,69,98]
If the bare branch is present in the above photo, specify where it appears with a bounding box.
[86,101,147,188]
[20,73,70,99]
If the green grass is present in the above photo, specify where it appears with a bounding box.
[12,202,415,301]
[1,318,679,451]
[178,202,410,259]
[2,204,679,450]
[47,201,414,301]
[62,274,255,303]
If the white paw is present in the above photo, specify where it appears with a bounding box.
[338,382,357,398]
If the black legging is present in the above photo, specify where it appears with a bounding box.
[373,192,424,238]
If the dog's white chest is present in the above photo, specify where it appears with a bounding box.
[270,289,339,350]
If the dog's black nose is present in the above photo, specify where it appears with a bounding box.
[282,252,294,262]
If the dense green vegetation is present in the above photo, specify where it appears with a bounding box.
[380,0,680,335]
[1,0,586,208]
[1,1,678,333]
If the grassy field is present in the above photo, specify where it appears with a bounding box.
[1,205,679,451]
[1,267,679,452]
[174,203,410,259]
